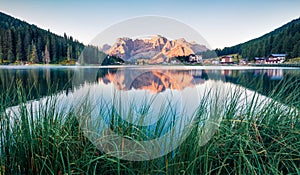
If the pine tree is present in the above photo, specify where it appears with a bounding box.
[0,40,3,63]
[24,30,31,61]
[0,12,88,63]
[67,45,71,62]
[50,35,57,62]
[37,37,43,62]
[7,29,15,62]
[292,43,300,58]
[0,35,3,63]
[7,50,14,62]
[30,43,38,63]
[43,44,50,64]
[16,32,23,62]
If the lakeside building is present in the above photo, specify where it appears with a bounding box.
[189,54,203,63]
[255,54,286,64]
[220,56,234,64]
[255,57,266,64]
[266,54,286,64]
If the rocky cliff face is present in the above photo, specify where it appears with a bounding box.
[101,35,208,63]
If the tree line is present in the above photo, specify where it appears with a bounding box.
[0,12,108,64]
[216,17,300,60]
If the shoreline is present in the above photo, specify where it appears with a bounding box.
[1,64,300,70]
[250,63,300,67]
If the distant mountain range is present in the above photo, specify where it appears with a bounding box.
[216,17,300,60]
[101,35,208,63]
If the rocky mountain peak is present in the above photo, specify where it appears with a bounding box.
[102,35,208,63]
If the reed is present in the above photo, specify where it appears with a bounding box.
[0,77,299,174]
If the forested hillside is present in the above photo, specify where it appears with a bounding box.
[0,12,106,64]
[216,17,300,60]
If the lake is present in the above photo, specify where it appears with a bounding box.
[1,65,300,160]
[1,65,299,108]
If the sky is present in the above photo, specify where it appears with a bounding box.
[0,0,300,49]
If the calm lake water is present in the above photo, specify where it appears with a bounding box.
[1,65,300,160]
[1,65,299,107]
[2,65,300,127]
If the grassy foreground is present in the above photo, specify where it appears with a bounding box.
[0,79,299,174]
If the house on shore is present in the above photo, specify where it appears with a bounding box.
[211,60,220,64]
[189,54,203,63]
[266,54,286,64]
[220,56,234,64]
[239,59,248,65]
[254,54,286,64]
[255,57,266,64]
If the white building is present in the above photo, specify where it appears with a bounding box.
[189,54,203,63]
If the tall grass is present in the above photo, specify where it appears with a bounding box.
[0,77,299,174]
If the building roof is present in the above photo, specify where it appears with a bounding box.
[255,57,265,60]
[270,54,286,57]
[221,55,233,58]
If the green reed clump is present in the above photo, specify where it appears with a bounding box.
[0,76,299,174]
[0,83,107,174]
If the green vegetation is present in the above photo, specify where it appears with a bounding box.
[172,55,190,63]
[196,50,218,59]
[58,59,77,65]
[0,12,112,65]
[0,76,299,174]
[101,55,125,65]
[216,17,300,61]
[171,55,202,64]
[286,57,300,63]
[0,12,83,64]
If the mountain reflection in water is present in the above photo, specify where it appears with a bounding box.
[0,66,299,110]
[96,68,209,93]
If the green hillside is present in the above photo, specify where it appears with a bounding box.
[216,17,300,61]
[0,12,106,64]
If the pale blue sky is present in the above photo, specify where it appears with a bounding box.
[0,0,300,49]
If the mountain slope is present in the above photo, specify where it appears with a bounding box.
[0,12,107,64]
[217,17,300,60]
[103,35,208,63]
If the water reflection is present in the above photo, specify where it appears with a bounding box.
[73,67,224,160]
[0,66,299,109]
[2,66,300,160]
[254,69,284,80]
[0,67,75,108]
[96,68,208,93]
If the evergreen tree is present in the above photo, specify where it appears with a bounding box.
[6,29,15,62]
[217,17,300,60]
[0,35,3,63]
[0,12,105,64]
[16,32,23,61]
[67,45,71,61]
[37,37,43,62]
[24,30,31,61]
[43,44,50,64]
[30,43,38,63]
[0,39,3,63]
[50,35,57,62]
[7,49,14,63]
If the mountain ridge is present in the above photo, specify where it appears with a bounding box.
[101,35,208,63]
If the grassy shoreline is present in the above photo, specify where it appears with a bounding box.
[0,78,299,174]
